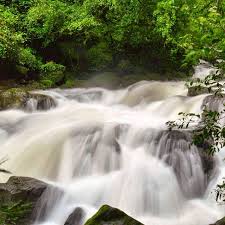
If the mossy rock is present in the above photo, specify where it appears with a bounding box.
[0,88,28,110]
[84,205,144,225]
[64,207,84,225]
[0,88,56,111]
[210,217,225,225]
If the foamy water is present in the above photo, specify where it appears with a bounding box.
[0,80,224,225]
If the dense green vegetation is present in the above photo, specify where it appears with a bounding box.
[0,0,224,87]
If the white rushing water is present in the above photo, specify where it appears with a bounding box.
[0,80,224,225]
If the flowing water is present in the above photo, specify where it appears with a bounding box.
[0,80,224,225]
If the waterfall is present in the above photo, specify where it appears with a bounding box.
[0,81,224,225]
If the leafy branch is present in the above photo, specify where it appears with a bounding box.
[216,179,225,203]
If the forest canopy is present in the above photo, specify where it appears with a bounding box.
[0,0,224,86]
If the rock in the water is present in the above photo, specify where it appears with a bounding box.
[210,217,225,225]
[64,207,85,225]
[155,130,216,198]
[202,95,225,112]
[0,176,50,225]
[26,92,57,111]
[84,205,144,225]
[0,176,47,204]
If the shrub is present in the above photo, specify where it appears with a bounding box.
[40,61,65,87]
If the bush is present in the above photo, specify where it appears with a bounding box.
[40,61,65,87]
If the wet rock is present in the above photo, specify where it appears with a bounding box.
[155,130,216,198]
[201,95,225,112]
[64,207,85,225]
[210,217,225,225]
[84,205,144,225]
[26,92,57,111]
[0,176,49,225]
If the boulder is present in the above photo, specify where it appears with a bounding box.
[210,217,225,225]
[84,205,144,225]
[26,91,57,111]
[0,176,50,225]
[64,207,85,225]
[201,95,225,112]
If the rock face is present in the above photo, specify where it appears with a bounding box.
[84,205,144,225]
[210,217,225,225]
[0,176,50,225]
[64,207,85,225]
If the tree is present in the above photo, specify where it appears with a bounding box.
[0,0,224,84]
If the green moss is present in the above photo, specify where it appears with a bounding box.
[84,205,143,225]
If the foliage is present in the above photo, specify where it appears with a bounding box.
[24,0,67,46]
[216,179,225,203]
[186,72,224,96]
[40,61,65,87]
[0,0,224,84]
[154,0,225,67]
[0,4,24,60]
[0,201,31,225]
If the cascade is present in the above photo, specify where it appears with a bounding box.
[0,81,224,225]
